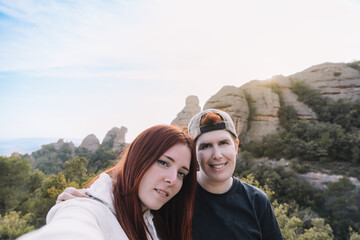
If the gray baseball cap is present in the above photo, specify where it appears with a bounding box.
[188,109,238,140]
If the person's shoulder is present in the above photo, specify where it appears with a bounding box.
[234,177,269,201]
[49,197,100,212]
[48,197,112,222]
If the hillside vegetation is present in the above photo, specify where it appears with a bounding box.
[241,80,360,239]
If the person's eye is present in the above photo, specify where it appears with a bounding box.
[220,141,229,145]
[157,159,169,167]
[200,144,210,150]
[178,171,187,178]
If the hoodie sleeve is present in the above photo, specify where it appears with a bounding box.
[18,198,105,240]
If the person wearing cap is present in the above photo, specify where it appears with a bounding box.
[188,109,283,240]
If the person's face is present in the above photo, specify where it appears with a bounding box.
[138,143,191,212]
[196,130,239,185]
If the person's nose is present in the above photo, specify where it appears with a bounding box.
[212,145,222,160]
[164,169,177,185]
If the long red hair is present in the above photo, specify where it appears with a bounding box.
[99,125,196,240]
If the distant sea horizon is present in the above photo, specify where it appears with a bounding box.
[0,138,82,157]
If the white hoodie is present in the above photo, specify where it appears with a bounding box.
[18,173,159,240]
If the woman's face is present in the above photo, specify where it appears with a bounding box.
[138,143,191,212]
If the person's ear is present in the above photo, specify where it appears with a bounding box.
[235,139,240,153]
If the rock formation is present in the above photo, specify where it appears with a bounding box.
[171,95,201,132]
[299,172,360,190]
[41,139,76,156]
[268,75,317,120]
[289,62,360,101]
[203,86,249,142]
[79,134,100,153]
[11,152,21,157]
[173,61,360,143]
[102,126,128,152]
[242,85,280,143]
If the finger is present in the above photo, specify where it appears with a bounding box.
[64,187,88,198]
[56,192,75,204]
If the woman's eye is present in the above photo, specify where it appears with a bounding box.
[157,160,169,167]
[178,171,186,178]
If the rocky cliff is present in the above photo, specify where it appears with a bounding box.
[289,62,360,101]
[33,126,128,158]
[102,126,128,152]
[171,60,360,189]
[79,134,100,153]
[171,95,201,132]
[172,61,360,143]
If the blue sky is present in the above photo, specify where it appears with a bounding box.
[1,0,360,147]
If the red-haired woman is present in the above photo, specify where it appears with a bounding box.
[19,125,197,240]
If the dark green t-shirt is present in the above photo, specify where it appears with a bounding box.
[193,177,283,240]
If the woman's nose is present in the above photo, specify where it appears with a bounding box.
[164,170,177,185]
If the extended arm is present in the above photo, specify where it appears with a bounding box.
[18,198,105,240]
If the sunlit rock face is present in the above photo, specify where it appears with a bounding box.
[241,85,280,143]
[172,61,360,143]
[203,86,249,143]
[269,75,317,120]
[290,62,360,101]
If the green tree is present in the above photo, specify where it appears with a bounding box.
[63,156,89,185]
[273,202,305,240]
[16,169,46,218]
[31,143,74,174]
[349,227,360,240]
[0,156,31,214]
[298,218,334,240]
[324,178,359,238]
[24,173,79,228]
[0,211,35,239]
[88,137,120,173]
[239,174,334,240]
[278,105,298,130]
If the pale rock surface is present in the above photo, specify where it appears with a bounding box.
[299,172,360,190]
[42,139,76,156]
[171,95,201,132]
[79,134,100,153]
[102,127,128,152]
[173,61,360,144]
[272,75,317,120]
[203,86,249,142]
[256,157,360,190]
[290,62,360,101]
[242,86,280,142]
[11,152,21,157]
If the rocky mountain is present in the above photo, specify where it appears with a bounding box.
[172,61,360,144]
[289,62,360,101]
[78,134,100,153]
[27,126,128,174]
[101,126,128,152]
[172,60,360,190]
[171,95,201,132]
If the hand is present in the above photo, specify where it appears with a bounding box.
[56,187,88,204]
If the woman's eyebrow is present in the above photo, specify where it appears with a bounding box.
[163,155,189,172]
